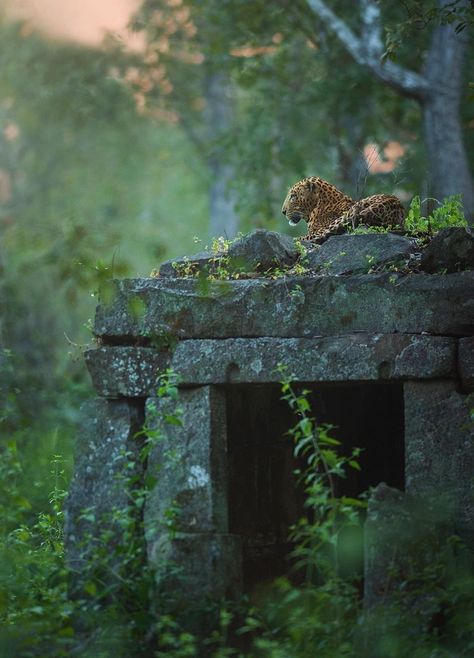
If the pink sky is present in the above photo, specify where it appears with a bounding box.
[5,0,141,46]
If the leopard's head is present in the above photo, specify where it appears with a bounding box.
[281,177,319,227]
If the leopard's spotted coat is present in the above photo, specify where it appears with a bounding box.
[282,177,405,240]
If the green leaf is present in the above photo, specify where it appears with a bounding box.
[321,449,338,467]
[83,581,97,596]
[13,495,32,510]
[341,496,367,509]
[58,626,75,637]
[297,398,311,412]
[320,436,341,446]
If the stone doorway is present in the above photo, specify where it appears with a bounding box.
[226,382,405,590]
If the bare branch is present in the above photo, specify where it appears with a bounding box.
[360,0,384,58]
[304,0,430,99]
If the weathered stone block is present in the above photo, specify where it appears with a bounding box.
[158,230,298,278]
[170,334,456,385]
[64,398,143,573]
[459,337,474,390]
[143,387,238,597]
[227,228,298,272]
[305,233,414,275]
[85,346,170,397]
[144,386,228,537]
[94,272,474,340]
[404,381,474,542]
[84,335,457,396]
[421,227,474,273]
[149,532,242,599]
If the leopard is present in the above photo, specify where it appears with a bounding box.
[281,176,405,241]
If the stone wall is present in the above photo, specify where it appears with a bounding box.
[65,229,474,604]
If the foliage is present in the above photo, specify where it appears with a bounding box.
[0,349,18,429]
[0,21,207,271]
[0,18,208,476]
[125,0,474,233]
[0,370,186,657]
[279,368,365,583]
[2,369,474,656]
[0,442,71,658]
[128,0,432,227]
[405,194,468,234]
[382,0,474,62]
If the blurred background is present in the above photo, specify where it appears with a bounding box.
[0,0,473,501]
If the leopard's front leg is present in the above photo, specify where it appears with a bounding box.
[302,222,348,243]
[325,213,352,236]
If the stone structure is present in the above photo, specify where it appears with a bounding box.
[66,230,474,604]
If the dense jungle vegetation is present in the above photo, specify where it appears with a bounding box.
[1,1,473,655]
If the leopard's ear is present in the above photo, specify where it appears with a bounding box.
[308,179,317,192]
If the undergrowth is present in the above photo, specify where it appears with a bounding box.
[404,194,468,234]
[1,367,474,656]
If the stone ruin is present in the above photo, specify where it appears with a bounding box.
[65,227,474,605]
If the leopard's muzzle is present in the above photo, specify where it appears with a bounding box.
[287,212,303,226]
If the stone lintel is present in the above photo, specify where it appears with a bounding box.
[94,272,474,340]
[144,386,228,536]
[459,337,474,390]
[404,381,474,543]
[85,334,457,396]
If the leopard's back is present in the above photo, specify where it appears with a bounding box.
[308,191,405,239]
[346,194,405,229]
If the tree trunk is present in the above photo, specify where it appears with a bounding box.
[422,94,474,219]
[336,113,369,198]
[208,160,239,238]
[421,4,474,219]
[204,71,239,239]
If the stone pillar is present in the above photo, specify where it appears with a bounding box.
[364,483,412,608]
[144,386,241,598]
[364,483,448,608]
[365,381,474,608]
[404,381,474,543]
[64,398,144,580]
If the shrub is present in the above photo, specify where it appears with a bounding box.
[405,195,468,234]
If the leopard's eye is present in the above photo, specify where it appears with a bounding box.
[290,193,297,200]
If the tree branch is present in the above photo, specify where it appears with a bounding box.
[360,0,384,59]
[304,0,430,100]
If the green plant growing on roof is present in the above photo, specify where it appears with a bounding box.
[405,195,467,234]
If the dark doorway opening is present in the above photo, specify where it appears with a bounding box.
[225,382,404,591]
